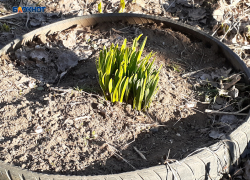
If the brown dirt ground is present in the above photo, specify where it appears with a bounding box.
[0,21,244,175]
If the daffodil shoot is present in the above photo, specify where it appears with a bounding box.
[96,35,162,110]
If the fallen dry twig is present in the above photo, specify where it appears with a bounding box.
[164,0,176,12]
[182,67,213,78]
[25,12,30,30]
[133,146,147,160]
[111,28,127,34]
[206,104,250,116]
[205,110,249,116]
[106,143,136,170]
[48,86,106,101]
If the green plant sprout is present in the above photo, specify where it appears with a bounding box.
[119,0,125,13]
[222,23,229,33]
[170,63,181,73]
[96,34,162,110]
[98,2,102,13]
[1,23,10,32]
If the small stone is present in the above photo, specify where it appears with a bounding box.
[176,133,181,136]
[34,125,43,134]
[0,137,4,141]
[29,81,36,88]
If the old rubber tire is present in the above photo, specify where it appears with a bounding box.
[0,13,250,180]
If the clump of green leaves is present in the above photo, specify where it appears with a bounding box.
[98,2,102,13]
[119,0,125,13]
[169,63,181,73]
[197,85,219,103]
[96,34,162,110]
[1,23,10,32]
